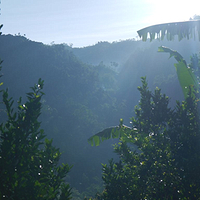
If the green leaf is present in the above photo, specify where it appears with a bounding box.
[88,124,132,146]
[158,46,185,64]
[175,61,198,98]
[88,126,118,146]
[158,46,198,98]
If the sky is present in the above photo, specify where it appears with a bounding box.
[1,0,200,47]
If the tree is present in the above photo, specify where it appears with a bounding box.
[0,78,72,200]
[87,49,200,145]
[87,18,200,199]
[88,48,200,144]
[99,78,200,199]
[136,16,200,99]
[137,16,200,100]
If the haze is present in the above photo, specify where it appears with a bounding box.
[1,0,199,47]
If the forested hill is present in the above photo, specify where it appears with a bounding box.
[68,36,200,106]
[66,37,200,71]
[0,34,200,198]
[65,40,143,69]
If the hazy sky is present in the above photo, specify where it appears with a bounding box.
[1,0,200,47]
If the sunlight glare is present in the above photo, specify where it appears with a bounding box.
[145,0,200,25]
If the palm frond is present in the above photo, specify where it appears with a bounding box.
[88,125,132,146]
[137,20,200,41]
[158,46,199,98]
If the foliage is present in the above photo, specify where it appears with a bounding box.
[137,20,200,42]
[136,17,200,101]
[1,31,198,196]
[88,119,132,146]
[88,47,200,147]
[0,34,121,193]
[158,46,199,98]
[89,18,200,199]
[0,78,72,200]
[99,77,200,199]
[189,52,200,75]
[0,59,3,87]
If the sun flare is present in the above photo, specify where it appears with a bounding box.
[145,0,200,25]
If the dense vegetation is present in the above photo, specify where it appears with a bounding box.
[87,18,200,199]
[0,76,72,199]
[98,77,200,199]
[0,32,200,199]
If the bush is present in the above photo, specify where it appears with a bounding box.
[101,77,200,199]
[0,78,72,200]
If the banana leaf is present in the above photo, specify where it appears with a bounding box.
[88,124,133,146]
[137,20,200,42]
[158,46,199,98]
